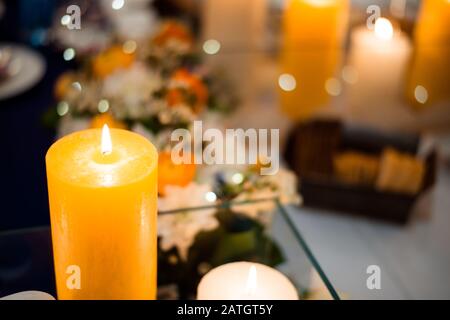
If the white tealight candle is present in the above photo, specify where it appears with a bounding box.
[197,262,298,300]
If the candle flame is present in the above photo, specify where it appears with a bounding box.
[304,0,337,7]
[245,265,257,297]
[374,18,394,41]
[101,124,112,155]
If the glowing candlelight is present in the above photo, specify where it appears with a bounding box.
[46,128,158,299]
[245,265,257,297]
[374,18,394,41]
[101,124,112,155]
[346,18,411,130]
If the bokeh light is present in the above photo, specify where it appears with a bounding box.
[231,173,244,184]
[60,15,71,26]
[56,101,69,116]
[414,85,428,104]
[203,39,221,55]
[374,18,394,40]
[72,82,82,91]
[205,191,217,203]
[325,78,342,96]
[98,99,110,113]
[278,73,297,92]
[123,40,137,54]
[63,48,76,61]
[341,66,358,84]
[112,0,125,10]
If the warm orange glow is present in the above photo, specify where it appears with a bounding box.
[101,124,112,155]
[89,113,127,130]
[92,46,135,78]
[167,69,208,114]
[153,21,193,48]
[279,0,349,120]
[46,128,158,299]
[158,151,196,195]
[374,18,394,41]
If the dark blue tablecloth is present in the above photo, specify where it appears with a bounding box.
[0,46,71,231]
[0,1,72,231]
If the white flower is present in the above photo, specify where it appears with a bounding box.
[156,38,191,56]
[131,123,156,143]
[158,182,216,212]
[131,123,172,150]
[166,38,191,54]
[232,188,277,225]
[200,111,227,133]
[196,164,249,186]
[261,168,302,205]
[231,168,301,225]
[57,116,89,138]
[69,79,103,114]
[113,10,158,41]
[158,183,219,260]
[102,62,162,118]
[157,104,197,124]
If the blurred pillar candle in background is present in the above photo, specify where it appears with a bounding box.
[406,0,450,111]
[279,0,349,121]
[46,127,158,299]
[347,18,412,130]
[202,0,267,103]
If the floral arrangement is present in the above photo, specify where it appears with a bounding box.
[46,19,301,298]
[157,164,301,298]
[48,21,236,144]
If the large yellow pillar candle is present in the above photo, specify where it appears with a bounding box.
[197,262,298,300]
[406,0,450,110]
[46,125,158,300]
[279,0,349,121]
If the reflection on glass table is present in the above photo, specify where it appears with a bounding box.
[0,199,339,300]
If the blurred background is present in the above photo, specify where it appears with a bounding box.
[0,0,449,299]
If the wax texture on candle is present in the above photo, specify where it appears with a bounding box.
[279,0,349,120]
[46,128,158,300]
[197,262,298,300]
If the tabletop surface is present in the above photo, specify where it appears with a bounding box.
[0,202,340,300]
[287,167,450,300]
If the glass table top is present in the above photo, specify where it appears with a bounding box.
[0,199,339,300]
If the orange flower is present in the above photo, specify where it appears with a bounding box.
[153,21,193,49]
[251,156,273,174]
[167,69,208,113]
[158,151,196,195]
[54,72,76,100]
[89,113,127,130]
[92,46,134,79]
